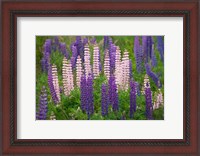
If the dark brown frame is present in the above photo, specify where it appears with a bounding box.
[1,1,199,155]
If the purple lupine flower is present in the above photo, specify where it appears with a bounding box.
[90,38,96,44]
[151,44,157,67]
[86,74,94,119]
[130,80,137,118]
[41,39,52,72]
[134,36,142,73]
[48,66,59,104]
[145,83,153,120]
[59,43,69,59]
[108,75,115,105]
[157,36,164,63]
[83,38,88,45]
[112,79,119,111]
[103,36,109,49]
[109,43,116,74]
[75,36,84,62]
[70,45,78,70]
[135,82,141,96]
[99,48,102,72]
[52,36,59,52]
[80,74,87,111]
[36,86,48,120]
[101,83,108,116]
[142,36,148,63]
[147,36,153,60]
[145,63,161,88]
[108,75,119,111]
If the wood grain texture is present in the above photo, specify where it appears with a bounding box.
[1,1,199,155]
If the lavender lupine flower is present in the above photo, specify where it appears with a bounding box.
[135,82,141,96]
[157,36,164,63]
[80,74,87,111]
[86,74,94,119]
[36,86,48,120]
[134,36,142,73]
[48,66,59,104]
[83,38,88,45]
[93,44,100,78]
[90,38,96,44]
[151,44,157,67]
[52,36,59,52]
[59,43,69,59]
[145,83,153,120]
[104,50,110,80]
[103,36,109,49]
[101,83,108,116]
[130,80,137,118]
[62,57,74,96]
[145,63,161,88]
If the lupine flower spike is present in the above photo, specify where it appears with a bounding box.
[104,49,110,80]
[84,43,92,78]
[62,57,74,96]
[101,83,108,116]
[76,55,83,87]
[36,86,48,120]
[122,50,130,91]
[93,44,100,78]
[145,82,153,120]
[130,80,137,118]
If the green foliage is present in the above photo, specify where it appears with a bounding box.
[36,36,164,120]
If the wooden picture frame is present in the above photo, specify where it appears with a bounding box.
[1,1,199,155]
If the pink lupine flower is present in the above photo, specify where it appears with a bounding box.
[115,46,122,90]
[84,43,92,78]
[153,89,163,110]
[121,50,130,91]
[62,57,74,96]
[52,64,61,103]
[104,49,110,80]
[76,55,83,87]
[93,44,100,78]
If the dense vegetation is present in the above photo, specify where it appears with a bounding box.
[36,36,164,120]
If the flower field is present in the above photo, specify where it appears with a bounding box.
[36,36,164,120]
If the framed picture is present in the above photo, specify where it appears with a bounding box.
[1,1,199,155]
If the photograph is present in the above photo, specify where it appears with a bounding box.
[36,36,164,120]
